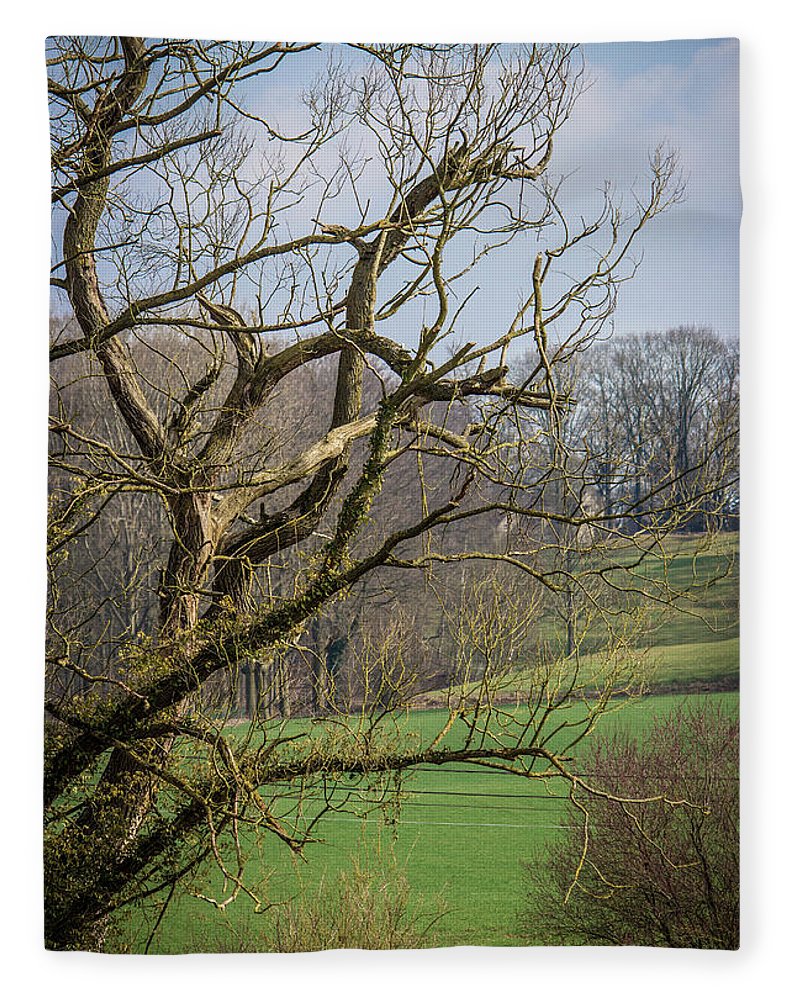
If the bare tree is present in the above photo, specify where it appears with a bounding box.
[46,38,717,951]
[575,328,739,531]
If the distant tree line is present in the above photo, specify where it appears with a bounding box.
[49,319,737,718]
[574,326,739,532]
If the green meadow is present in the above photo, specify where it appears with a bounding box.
[119,534,739,952]
[123,693,738,952]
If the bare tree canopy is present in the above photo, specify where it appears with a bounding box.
[45,38,736,951]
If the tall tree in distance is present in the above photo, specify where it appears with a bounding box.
[576,327,739,531]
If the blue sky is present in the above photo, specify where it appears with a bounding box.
[568,39,740,339]
[248,39,740,343]
[49,39,740,346]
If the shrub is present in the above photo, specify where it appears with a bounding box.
[174,845,448,953]
[520,704,739,948]
[264,856,448,952]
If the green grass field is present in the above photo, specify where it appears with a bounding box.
[122,692,738,952]
[117,533,739,952]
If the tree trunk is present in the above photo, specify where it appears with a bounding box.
[46,494,214,950]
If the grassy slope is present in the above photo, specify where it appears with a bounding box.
[583,533,739,689]
[628,532,739,646]
[434,533,740,702]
